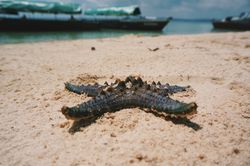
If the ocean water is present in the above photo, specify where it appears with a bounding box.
[0,20,232,44]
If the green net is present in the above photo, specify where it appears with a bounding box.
[0,0,81,14]
[84,5,141,16]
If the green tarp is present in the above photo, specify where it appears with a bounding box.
[0,0,81,14]
[84,5,141,16]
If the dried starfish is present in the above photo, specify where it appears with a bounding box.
[61,76,197,120]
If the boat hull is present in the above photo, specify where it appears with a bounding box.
[97,18,170,31]
[0,18,100,31]
[0,16,170,31]
[213,21,250,30]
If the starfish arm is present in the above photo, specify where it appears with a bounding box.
[64,82,103,97]
[136,91,197,115]
[164,85,190,94]
[111,90,197,115]
[61,93,119,120]
[156,84,190,95]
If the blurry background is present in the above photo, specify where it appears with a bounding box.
[0,0,249,44]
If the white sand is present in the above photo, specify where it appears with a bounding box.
[0,32,250,166]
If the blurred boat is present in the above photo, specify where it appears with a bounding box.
[84,6,171,31]
[0,0,99,31]
[0,1,170,31]
[85,15,171,31]
[213,12,250,30]
[0,13,100,31]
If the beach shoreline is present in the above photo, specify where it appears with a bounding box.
[0,32,250,165]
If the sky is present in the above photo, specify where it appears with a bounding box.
[50,0,250,19]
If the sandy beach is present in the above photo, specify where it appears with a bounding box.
[0,32,250,166]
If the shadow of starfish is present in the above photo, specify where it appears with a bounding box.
[169,117,202,131]
[68,117,99,134]
[144,109,202,131]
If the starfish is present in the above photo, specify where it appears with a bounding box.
[61,76,197,121]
